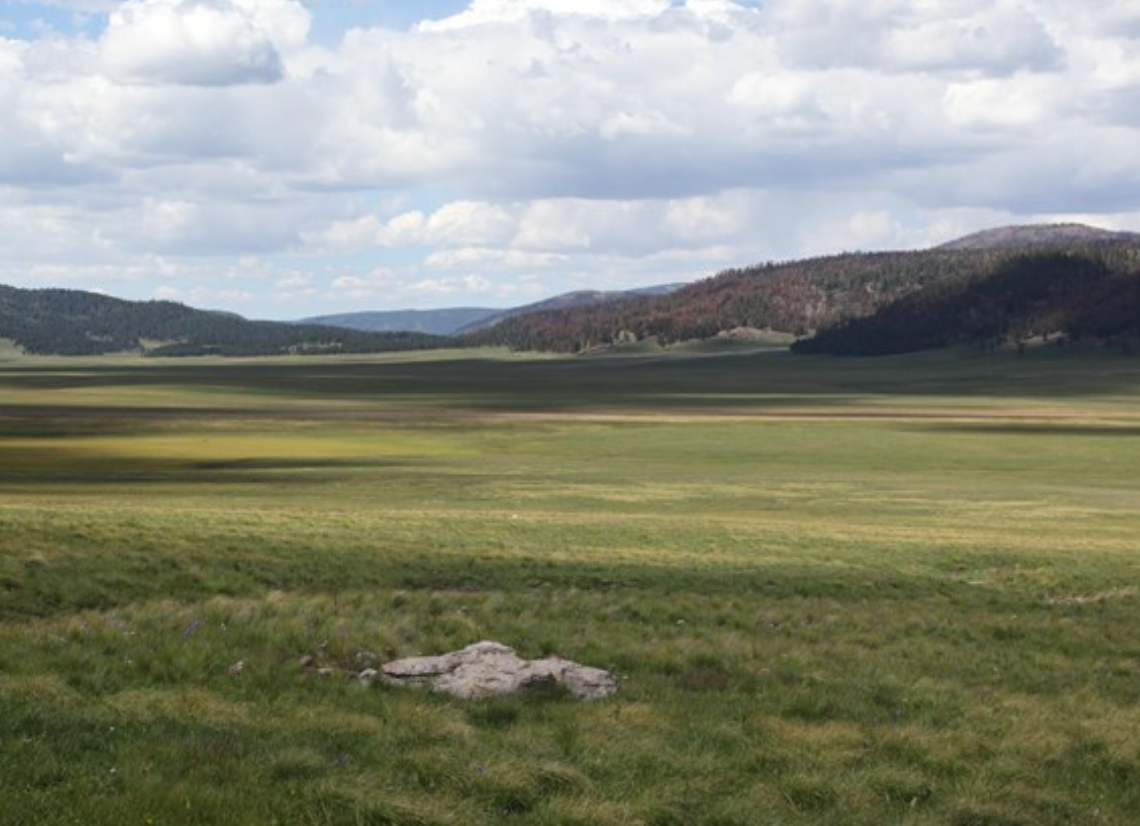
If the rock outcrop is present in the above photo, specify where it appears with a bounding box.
[378,641,617,700]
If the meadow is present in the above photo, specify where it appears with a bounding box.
[1,344,1139,825]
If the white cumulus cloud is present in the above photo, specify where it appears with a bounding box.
[100,0,310,86]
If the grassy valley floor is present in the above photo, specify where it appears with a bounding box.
[1,346,1139,825]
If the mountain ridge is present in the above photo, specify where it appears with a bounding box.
[4,223,1137,358]
[937,223,1138,251]
[298,307,495,336]
[299,284,686,336]
[454,284,685,334]
[0,284,445,357]
[464,224,1140,354]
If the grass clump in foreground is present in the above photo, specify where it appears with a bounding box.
[1,346,1140,825]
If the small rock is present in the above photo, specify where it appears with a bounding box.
[557,662,619,700]
[357,668,379,684]
[316,667,338,678]
[299,655,316,669]
[380,641,617,700]
[228,660,245,675]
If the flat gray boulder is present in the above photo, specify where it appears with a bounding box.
[379,641,617,700]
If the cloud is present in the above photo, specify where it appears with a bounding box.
[419,0,674,31]
[100,0,309,86]
[4,0,1113,201]
[767,0,1063,75]
[330,270,395,299]
[423,247,568,272]
[310,193,760,260]
[943,75,1074,132]
[325,267,498,303]
[405,201,516,248]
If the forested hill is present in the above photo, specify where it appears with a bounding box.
[793,243,1140,355]
[0,285,446,356]
[460,248,1030,352]
[462,229,1140,355]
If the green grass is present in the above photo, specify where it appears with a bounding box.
[1,346,1140,825]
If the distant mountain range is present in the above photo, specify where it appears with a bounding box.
[0,285,443,357]
[297,307,495,337]
[3,224,1136,358]
[299,284,685,336]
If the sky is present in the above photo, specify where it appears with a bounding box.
[2,0,1140,319]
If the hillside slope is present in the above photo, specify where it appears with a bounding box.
[462,250,1019,352]
[794,245,1140,355]
[454,284,685,334]
[0,285,446,356]
[465,226,1140,355]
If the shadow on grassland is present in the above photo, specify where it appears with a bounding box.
[0,348,1138,412]
[0,443,403,486]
